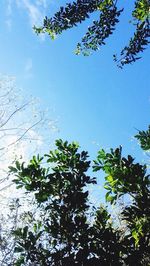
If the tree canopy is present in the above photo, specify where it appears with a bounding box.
[34,0,150,68]
[9,126,150,265]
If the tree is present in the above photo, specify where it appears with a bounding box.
[9,126,150,265]
[34,0,150,68]
[0,75,56,265]
[0,199,20,266]
[0,196,39,265]
[0,75,56,193]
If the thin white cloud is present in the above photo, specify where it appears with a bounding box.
[5,0,58,36]
[5,0,13,30]
[6,0,12,16]
[36,0,48,9]
[15,0,49,27]
[5,0,45,30]
[14,0,51,41]
[22,0,43,26]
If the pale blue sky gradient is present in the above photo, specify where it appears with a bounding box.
[0,0,150,165]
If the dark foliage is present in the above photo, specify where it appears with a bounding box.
[9,128,150,265]
[34,0,150,67]
[135,125,150,150]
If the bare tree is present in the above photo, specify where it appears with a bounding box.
[0,74,57,195]
[0,75,57,265]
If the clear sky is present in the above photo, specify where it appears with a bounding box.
[0,0,150,166]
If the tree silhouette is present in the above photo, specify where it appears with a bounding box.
[9,127,150,265]
[34,0,150,68]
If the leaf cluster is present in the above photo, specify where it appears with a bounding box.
[9,129,150,265]
[135,125,150,150]
[34,0,150,67]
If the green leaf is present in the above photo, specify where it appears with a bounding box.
[23,226,28,239]
[93,165,101,172]
[33,223,37,233]
[132,229,139,247]
[15,160,21,170]
[15,256,25,266]
[106,175,113,182]
[14,247,24,253]
[105,191,111,201]
[9,166,17,173]
[104,184,110,190]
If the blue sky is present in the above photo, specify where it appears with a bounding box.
[0,0,150,167]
